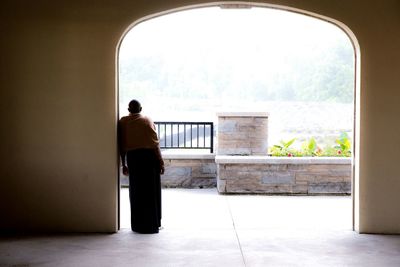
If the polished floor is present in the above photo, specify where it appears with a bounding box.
[1,189,400,267]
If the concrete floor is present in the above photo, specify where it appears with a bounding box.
[1,189,400,267]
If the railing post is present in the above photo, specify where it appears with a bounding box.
[210,123,214,153]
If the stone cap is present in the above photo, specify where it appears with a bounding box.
[162,153,216,160]
[217,112,269,118]
[215,155,351,164]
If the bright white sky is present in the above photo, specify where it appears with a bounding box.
[120,7,349,61]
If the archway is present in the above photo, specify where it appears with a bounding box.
[117,2,360,231]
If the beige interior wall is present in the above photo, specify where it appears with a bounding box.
[1,0,399,233]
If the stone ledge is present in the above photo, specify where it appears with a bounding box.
[217,111,269,117]
[215,156,351,165]
[162,153,216,160]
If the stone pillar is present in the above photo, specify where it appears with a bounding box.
[217,112,268,155]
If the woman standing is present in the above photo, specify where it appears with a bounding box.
[118,99,164,234]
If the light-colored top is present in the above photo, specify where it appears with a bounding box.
[118,113,159,152]
[215,155,351,164]
[216,111,269,117]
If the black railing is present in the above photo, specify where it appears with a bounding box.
[154,121,214,153]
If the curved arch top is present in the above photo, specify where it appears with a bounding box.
[117,1,360,56]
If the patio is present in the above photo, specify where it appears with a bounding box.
[121,188,352,230]
[3,189,400,267]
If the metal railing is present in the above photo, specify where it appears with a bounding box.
[154,121,214,153]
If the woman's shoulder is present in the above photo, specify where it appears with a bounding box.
[120,114,153,125]
[120,114,141,120]
[119,115,131,122]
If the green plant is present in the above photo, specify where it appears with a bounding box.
[334,132,352,157]
[301,137,319,156]
[269,132,352,157]
[270,138,297,157]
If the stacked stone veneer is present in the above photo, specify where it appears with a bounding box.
[217,112,268,155]
[216,156,351,194]
[120,155,351,194]
[120,154,217,188]
[162,154,216,188]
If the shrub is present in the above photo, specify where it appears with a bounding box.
[269,133,351,157]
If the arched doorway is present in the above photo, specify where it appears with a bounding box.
[117,2,360,231]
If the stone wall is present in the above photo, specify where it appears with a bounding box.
[121,154,217,188]
[121,154,351,195]
[217,112,268,155]
[216,156,351,194]
[162,154,217,188]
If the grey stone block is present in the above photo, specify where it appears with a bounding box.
[218,120,237,132]
[314,175,345,182]
[201,164,217,174]
[292,184,308,194]
[162,176,190,187]
[227,184,292,194]
[309,182,351,194]
[191,178,217,188]
[256,164,288,171]
[295,173,315,182]
[164,167,191,177]
[288,164,308,171]
[217,179,227,193]
[262,171,295,184]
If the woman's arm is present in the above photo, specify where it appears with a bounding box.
[154,146,165,175]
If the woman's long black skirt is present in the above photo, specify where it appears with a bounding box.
[127,148,161,234]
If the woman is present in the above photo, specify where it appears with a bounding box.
[118,99,164,234]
